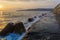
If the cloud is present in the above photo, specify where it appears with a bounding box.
[0,0,60,9]
[0,0,52,1]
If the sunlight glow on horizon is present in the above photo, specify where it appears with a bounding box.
[0,5,3,9]
[0,0,60,9]
[0,5,6,10]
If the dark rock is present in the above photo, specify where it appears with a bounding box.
[39,15,42,18]
[14,22,26,34]
[23,32,44,40]
[28,18,34,22]
[42,14,45,16]
[53,4,60,27]
[0,23,14,36]
[34,16,37,18]
[54,15,60,27]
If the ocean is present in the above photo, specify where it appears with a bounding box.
[0,10,59,32]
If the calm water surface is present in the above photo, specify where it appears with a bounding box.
[0,11,59,32]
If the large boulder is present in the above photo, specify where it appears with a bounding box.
[53,4,60,27]
[0,23,14,36]
[28,18,34,22]
[54,4,60,14]
[14,22,26,34]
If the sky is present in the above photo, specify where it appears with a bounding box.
[0,0,60,10]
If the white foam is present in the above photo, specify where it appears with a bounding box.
[24,16,40,31]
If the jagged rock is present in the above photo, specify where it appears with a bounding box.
[53,3,60,27]
[0,23,14,36]
[14,22,26,34]
[54,4,60,14]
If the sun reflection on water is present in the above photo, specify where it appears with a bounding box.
[0,22,7,31]
[0,15,7,31]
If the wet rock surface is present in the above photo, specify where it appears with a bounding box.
[23,11,60,40]
[23,31,60,40]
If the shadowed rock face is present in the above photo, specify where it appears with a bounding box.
[14,22,26,34]
[0,23,14,36]
[54,4,60,27]
[0,22,26,36]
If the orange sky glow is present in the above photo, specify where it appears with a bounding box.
[0,0,60,10]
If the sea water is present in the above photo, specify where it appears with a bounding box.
[0,11,58,30]
[0,10,60,40]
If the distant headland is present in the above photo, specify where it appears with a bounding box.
[16,8,53,11]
